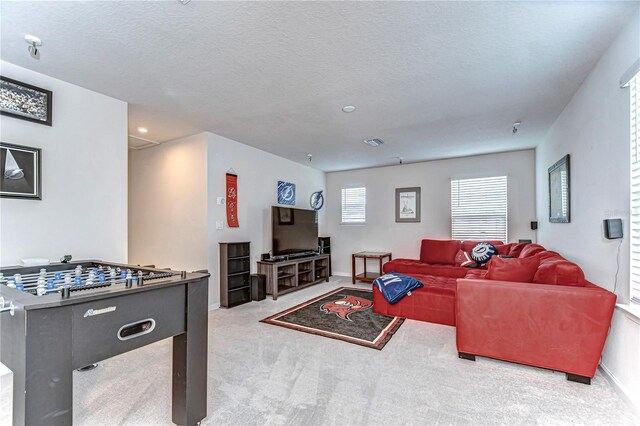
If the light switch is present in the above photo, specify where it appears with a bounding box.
[216,221,223,230]
[216,197,225,205]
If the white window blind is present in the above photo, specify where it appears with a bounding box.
[630,74,640,305]
[451,176,508,242]
[341,187,366,224]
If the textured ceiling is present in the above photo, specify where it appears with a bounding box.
[1,1,637,171]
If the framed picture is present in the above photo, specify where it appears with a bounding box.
[0,76,53,126]
[278,207,294,225]
[549,154,570,223]
[277,181,296,205]
[0,142,42,199]
[395,187,421,223]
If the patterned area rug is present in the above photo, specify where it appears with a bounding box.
[261,287,404,350]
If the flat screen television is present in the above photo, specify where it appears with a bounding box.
[271,206,318,256]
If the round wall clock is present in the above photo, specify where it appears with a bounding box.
[310,190,324,211]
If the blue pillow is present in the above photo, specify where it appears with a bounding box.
[374,273,424,305]
[470,242,497,264]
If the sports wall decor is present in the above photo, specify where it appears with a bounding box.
[226,173,239,227]
[310,190,324,211]
[0,76,52,126]
[277,181,295,205]
[0,142,41,199]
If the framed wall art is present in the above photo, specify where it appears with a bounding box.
[0,76,52,126]
[549,154,570,223]
[395,187,420,223]
[277,181,296,205]
[0,142,42,199]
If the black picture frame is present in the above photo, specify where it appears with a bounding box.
[0,76,53,126]
[548,154,570,223]
[0,142,42,200]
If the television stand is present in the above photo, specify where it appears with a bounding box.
[257,254,330,300]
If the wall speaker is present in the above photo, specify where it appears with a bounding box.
[530,221,538,230]
[604,218,623,239]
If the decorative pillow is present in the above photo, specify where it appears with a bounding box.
[420,239,461,265]
[470,242,497,265]
[461,240,504,252]
[486,255,540,283]
[455,250,478,268]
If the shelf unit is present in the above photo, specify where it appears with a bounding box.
[220,242,251,308]
[257,254,330,300]
[318,236,332,276]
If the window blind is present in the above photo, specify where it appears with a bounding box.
[341,187,366,224]
[451,176,508,242]
[630,75,640,305]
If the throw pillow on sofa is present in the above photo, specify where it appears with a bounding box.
[470,242,497,265]
[486,255,540,282]
[420,239,461,265]
[455,250,478,267]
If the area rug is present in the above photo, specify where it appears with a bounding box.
[261,287,404,350]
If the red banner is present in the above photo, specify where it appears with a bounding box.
[226,173,239,227]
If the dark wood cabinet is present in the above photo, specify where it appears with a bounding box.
[220,242,251,308]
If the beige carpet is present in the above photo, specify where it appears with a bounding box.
[5,276,639,425]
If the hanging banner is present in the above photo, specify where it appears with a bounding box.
[226,173,239,227]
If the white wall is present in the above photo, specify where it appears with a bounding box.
[128,133,209,273]
[534,11,639,409]
[0,61,128,265]
[207,132,326,307]
[325,150,536,275]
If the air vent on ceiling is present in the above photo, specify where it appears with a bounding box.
[128,135,160,150]
[363,138,384,147]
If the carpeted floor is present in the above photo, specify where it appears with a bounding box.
[6,276,637,425]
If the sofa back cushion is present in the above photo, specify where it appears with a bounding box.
[420,239,461,265]
[486,255,540,283]
[519,244,546,258]
[533,257,586,287]
[508,243,528,257]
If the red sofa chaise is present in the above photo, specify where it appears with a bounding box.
[373,239,616,384]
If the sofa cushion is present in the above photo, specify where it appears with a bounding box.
[495,244,513,255]
[486,255,540,283]
[420,239,461,265]
[454,250,478,267]
[519,244,546,258]
[383,258,469,278]
[463,269,488,279]
[533,258,586,287]
[508,243,528,257]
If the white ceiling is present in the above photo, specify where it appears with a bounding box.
[1,1,637,171]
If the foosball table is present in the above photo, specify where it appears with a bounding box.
[0,260,209,426]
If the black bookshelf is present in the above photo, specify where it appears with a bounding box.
[318,236,332,276]
[220,242,251,308]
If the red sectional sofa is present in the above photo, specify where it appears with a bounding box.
[374,239,616,384]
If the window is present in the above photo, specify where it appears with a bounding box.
[451,176,508,242]
[630,73,640,305]
[341,187,366,224]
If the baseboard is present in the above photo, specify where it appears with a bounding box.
[208,303,220,311]
[599,363,639,414]
[332,272,351,277]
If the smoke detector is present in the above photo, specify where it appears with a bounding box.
[363,138,384,147]
[342,105,356,113]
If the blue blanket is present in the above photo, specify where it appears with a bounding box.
[374,273,424,305]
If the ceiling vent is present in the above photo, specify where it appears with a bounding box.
[363,138,384,147]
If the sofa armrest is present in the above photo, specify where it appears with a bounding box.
[456,279,616,378]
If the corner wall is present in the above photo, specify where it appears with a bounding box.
[534,11,640,409]
[324,150,536,275]
[0,61,128,265]
[128,133,209,272]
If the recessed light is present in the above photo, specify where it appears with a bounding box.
[137,127,148,134]
[342,105,356,113]
[363,138,384,147]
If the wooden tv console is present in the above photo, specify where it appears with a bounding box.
[257,254,330,300]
